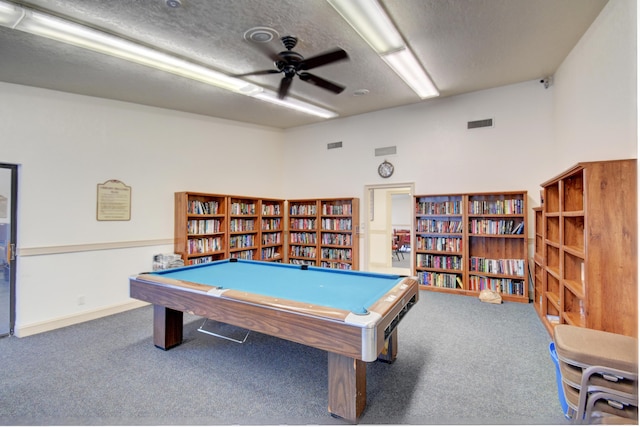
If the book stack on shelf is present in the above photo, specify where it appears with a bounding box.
[414,191,529,303]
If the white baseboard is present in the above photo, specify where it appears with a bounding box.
[15,299,150,337]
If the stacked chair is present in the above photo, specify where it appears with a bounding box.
[553,325,638,424]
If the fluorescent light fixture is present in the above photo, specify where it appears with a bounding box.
[327,0,439,99]
[382,48,439,98]
[254,91,338,119]
[0,0,338,118]
[326,0,403,54]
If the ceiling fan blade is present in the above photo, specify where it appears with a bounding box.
[278,77,293,99]
[298,72,345,94]
[299,48,348,70]
[233,69,281,77]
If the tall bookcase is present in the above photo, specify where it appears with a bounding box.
[288,199,319,266]
[320,198,359,270]
[174,192,228,265]
[287,198,359,270]
[534,159,637,337]
[414,191,528,303]
[260,198,285,262]
[228,195,259,260]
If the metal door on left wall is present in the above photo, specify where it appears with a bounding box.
[0,163,17,337]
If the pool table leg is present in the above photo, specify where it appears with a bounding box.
[153,305,183,350]
[327,352,366,422]
[377,328,398,363]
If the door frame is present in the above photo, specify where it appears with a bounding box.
[0,163,18,337]
[363,182,414,274]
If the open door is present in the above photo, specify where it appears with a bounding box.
[0,163,17,337]
[364,183,413,276]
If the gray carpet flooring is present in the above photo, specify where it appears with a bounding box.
[0,291,570,425]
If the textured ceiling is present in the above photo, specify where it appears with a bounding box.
[0,0,609,128]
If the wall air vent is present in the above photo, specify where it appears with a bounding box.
[327,141,343,149]
[467,118,494,129]
[375,146,397,156]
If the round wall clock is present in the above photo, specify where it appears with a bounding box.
[378,160,394,178]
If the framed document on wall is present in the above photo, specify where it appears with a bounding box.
[97,180,131,221]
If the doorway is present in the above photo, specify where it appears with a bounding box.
[364,183,414,276]
[0,163,17,337]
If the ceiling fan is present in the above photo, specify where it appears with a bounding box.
[238,35,349,99]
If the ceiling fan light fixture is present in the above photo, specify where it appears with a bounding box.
[382,48,439,99]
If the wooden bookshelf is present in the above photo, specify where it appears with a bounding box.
[174,192,228,265]
[260,198,285,262]
[287,199,319,266]
[532,207,545,317]
[228,195,260,261]
[319,198,359,270]
[414,191,529,303]
[535,159,637,337]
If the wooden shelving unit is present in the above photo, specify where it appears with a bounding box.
[319,198,359,270]
[176,193,359,269]
[259,198,285,262]
[414,191,529,303]
[174,192,227,265]
[228,195,260,260]
[532,207,545,316]
[535,159,637,337]
[287,199,319,266]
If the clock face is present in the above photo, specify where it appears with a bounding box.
[378,161,394,178]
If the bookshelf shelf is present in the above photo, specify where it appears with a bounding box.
[414,191,528,303]
[534,159,637,338]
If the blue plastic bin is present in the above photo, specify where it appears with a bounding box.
[549,342,571,418]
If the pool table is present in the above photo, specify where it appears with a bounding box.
[129,258,419,422]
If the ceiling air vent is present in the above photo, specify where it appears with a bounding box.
[327,141,343,150]
[467,118,494,129]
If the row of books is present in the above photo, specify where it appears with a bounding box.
[416,236,462,252]
[321,218,352,231]
[230,201,256,215]
[188,200,220,215]
[290,219,316,230]
[261,247,280,260]
[417,272,462,288]
[469,219,524,235]
[416,200,462,215]
[289,246,316,258]
[187,219,222,235]
[321,261,353,270]
[321,232,352,246]
[468,275,525,295]
[321,248,352,261]
[187,255,213,265]
[469,199,524,215]
[290,259,316,266]
[187,237,223,254]
[261,204,281,216]
[469,257,525,277]
[262,232,281,245]
[417,254,463,270]
[229,234,255,249]
[290,204,317,216]
[321,203,352,216]
[230,250,254,260]
[289,232,317,244]
[229,219,256,232]
[417,219,463,234]
[261,218,281,230]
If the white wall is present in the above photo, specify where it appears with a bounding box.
[554,0,637,163]
[0,84,284,334]
[1,0,636,335]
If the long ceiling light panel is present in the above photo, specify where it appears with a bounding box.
[327,0,439,99]
[0,0,337,118]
